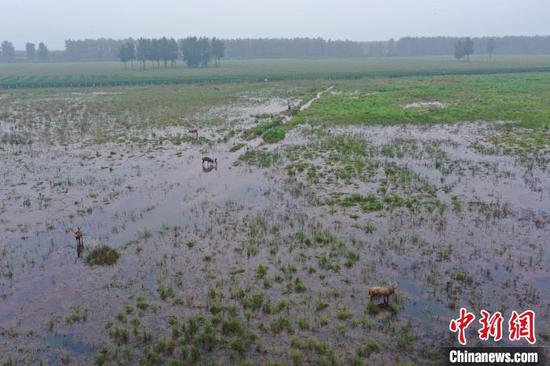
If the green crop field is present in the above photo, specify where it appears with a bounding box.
[1,55,550,88]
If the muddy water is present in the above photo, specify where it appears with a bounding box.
[0,139,300,363]
[332,123,549,211]
[1,93,549,364]
[302,122,549,335]
[0,93,315,363]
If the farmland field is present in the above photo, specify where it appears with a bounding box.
[1,55,550,88]
[0,59,549,365]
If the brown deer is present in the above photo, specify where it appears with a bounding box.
[368,284,398,305]
[72,227,84,258]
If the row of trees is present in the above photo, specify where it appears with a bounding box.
[0,41,15,61]
[365,36,550,57]
[1,41,49,62]
[118,37,225,69]
[454,38,475,60]
[65,39,124,61]
[119,37,178,69]
[223,38,364,58]
[25,42,49,61]
[3,35,550,63]
[453,38,496,61]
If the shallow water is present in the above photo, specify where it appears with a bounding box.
[0,92,549,364]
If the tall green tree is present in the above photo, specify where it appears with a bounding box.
[168,38,178,67]
[38,42,49,60]
[1,41,16,62]
[211,38,225,66]
[487,38,495,59]
[454,41,465,60]
[118,42,135,68]
[150,38,160,68]
[127,41,135,68]
[198,37,212,67]
[454,38,474,61]
[180,37,201,67]
[463,37,474,60]
[158,37,169,67]
[179,37,214,68]
[136,38,148,70]
[26,43,36,61]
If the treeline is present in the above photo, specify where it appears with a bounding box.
[365,36,550,57]
[1,41,49,62]
[117,37,225,69]
[65,39,125,61]
[224,38,364,58]
[119,38,178,69]
[2,35,550,63]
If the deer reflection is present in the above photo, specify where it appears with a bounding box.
[202,164,217,173]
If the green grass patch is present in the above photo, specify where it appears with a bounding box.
[239,150,280,168]
[293,72,550,130]
[262,128,286,143]
[86,245,120,266]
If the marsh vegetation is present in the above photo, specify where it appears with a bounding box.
[0,61,548,365]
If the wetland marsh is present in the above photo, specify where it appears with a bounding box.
[0,69,549,365]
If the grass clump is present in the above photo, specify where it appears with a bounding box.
[95,347,109,365]
[356,339,381,357]
[136,296,149,310]
[270,315,294,334]
[239,150,280,168]
[315,297,329,311]
[366,302,381,315]
[86,245,119,266]
[396,324,416,351]
[242,116,282,140]
[338,194,384,212]
[222,317,244,336]
[65,305,88,324]
[256,264,269,279]
[262,128,286,143]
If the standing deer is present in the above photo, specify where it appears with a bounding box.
[72,227,84,259]
[368,284,398,305]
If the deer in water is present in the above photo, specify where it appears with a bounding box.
[368,284,398,305]
[202,157,217,166]
[72,227,84,259]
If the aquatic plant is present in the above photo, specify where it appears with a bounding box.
[262,128,286,143]
[86,245,120,266]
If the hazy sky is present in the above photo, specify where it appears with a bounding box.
[2,0,550,49]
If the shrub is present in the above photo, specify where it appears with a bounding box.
[222,317,244,336]
[86,245,119,266]
[366,301,381,314]
[65,305,88,324]
[262,128,286,143]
